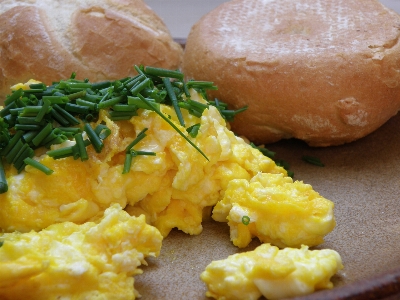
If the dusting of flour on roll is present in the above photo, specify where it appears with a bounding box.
[0,0,183,100]
[183,0,400,146]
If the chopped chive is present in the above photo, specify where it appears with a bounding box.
[134,65,145,75]
[23,131,39,144]
[0,131,23,156]
[0,101,17,117]
[97,95,124,110]
[122,152,133,174]
[302,155,325,167]
[127,96,160,110]
[186,123,200,138]
[32,123,53,147]
[83,94,102,103]
[35,99,52,122]
[9,108,24,116]
[40,129,60,145]
[186,81,217,90]
[19,106,42,116]
[182,81,190,98]
[125,128,148,153]
[251,143,276,159]
[76,99,97,110]
[6,139,24,164]
[0,158,8,193]
[220,106,248,121]
[13,143,32,169]
[4,88,24,106]
[144,66,184,81]
[91,81,112,90]
[94,124,111,140]
[42,95,69,104]
[112,104,137,112]
[137,94,209,161]
[66,90,87,100]
[47,146,75,159]
[53,104,80,125]
[65,82,92,89]
[242,215,250,225]
[75,133,88,161]
[15,98,27,108]
[134,150,156,156]
[44,135,68,149]
[50,108,69,126]
[14,124,42,131]
[16,116,46,126]
[163,77,185,127]
[188,109,203,118]
[108,111,137,119]
[24,157,53,175]
[65,103,90,114]
[130,78,151,96]
[29,83,46,90]
[124,74,146,89]
[83,123,103,153]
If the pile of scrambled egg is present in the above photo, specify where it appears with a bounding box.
[0,86,341,299]
[0,204,162,299]
[201,243,343,300]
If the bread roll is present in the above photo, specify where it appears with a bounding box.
[183,0,400,146]
[0,0,183,100]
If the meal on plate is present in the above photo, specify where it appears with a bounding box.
[0,66,341,299]
[5,0,387,298]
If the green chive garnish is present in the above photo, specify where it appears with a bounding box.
[125,128,148,153]
[84,123,103,153]
[144,66,184,81]
[24,157,53,175]
[242,216,250,225]
[163,77,185,127]
[0,65,247,193]
[302,155,325,167]
[0,158,8,193]
[75,133,88,161]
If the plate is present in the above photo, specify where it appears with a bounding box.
[135,101,400,299]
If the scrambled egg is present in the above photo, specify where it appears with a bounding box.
[201,243,343,300]
[0,84,340,299]
[0,204,163,300]
[212,172,336,248]
[0,90,288,237]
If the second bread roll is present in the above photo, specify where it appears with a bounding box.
[183,0,400,146]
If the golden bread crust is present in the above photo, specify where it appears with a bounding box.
[183,0,400,146]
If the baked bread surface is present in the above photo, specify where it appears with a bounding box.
[0,0,183,100]
[183,0,400,146]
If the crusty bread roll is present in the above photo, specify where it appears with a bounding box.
[183,0,400,146]
[0,0,183,100]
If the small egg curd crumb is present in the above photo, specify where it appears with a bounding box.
[212,172,336,248]
[0,204,162,300]
[10,79,42,91]
[200,243,343,300]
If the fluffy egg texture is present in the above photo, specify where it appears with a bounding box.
[212,172,336,248]
[201,243,343,300]
[0,203,162,300]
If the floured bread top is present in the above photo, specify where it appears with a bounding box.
[201,0,400,61]
[0,0,169,56]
